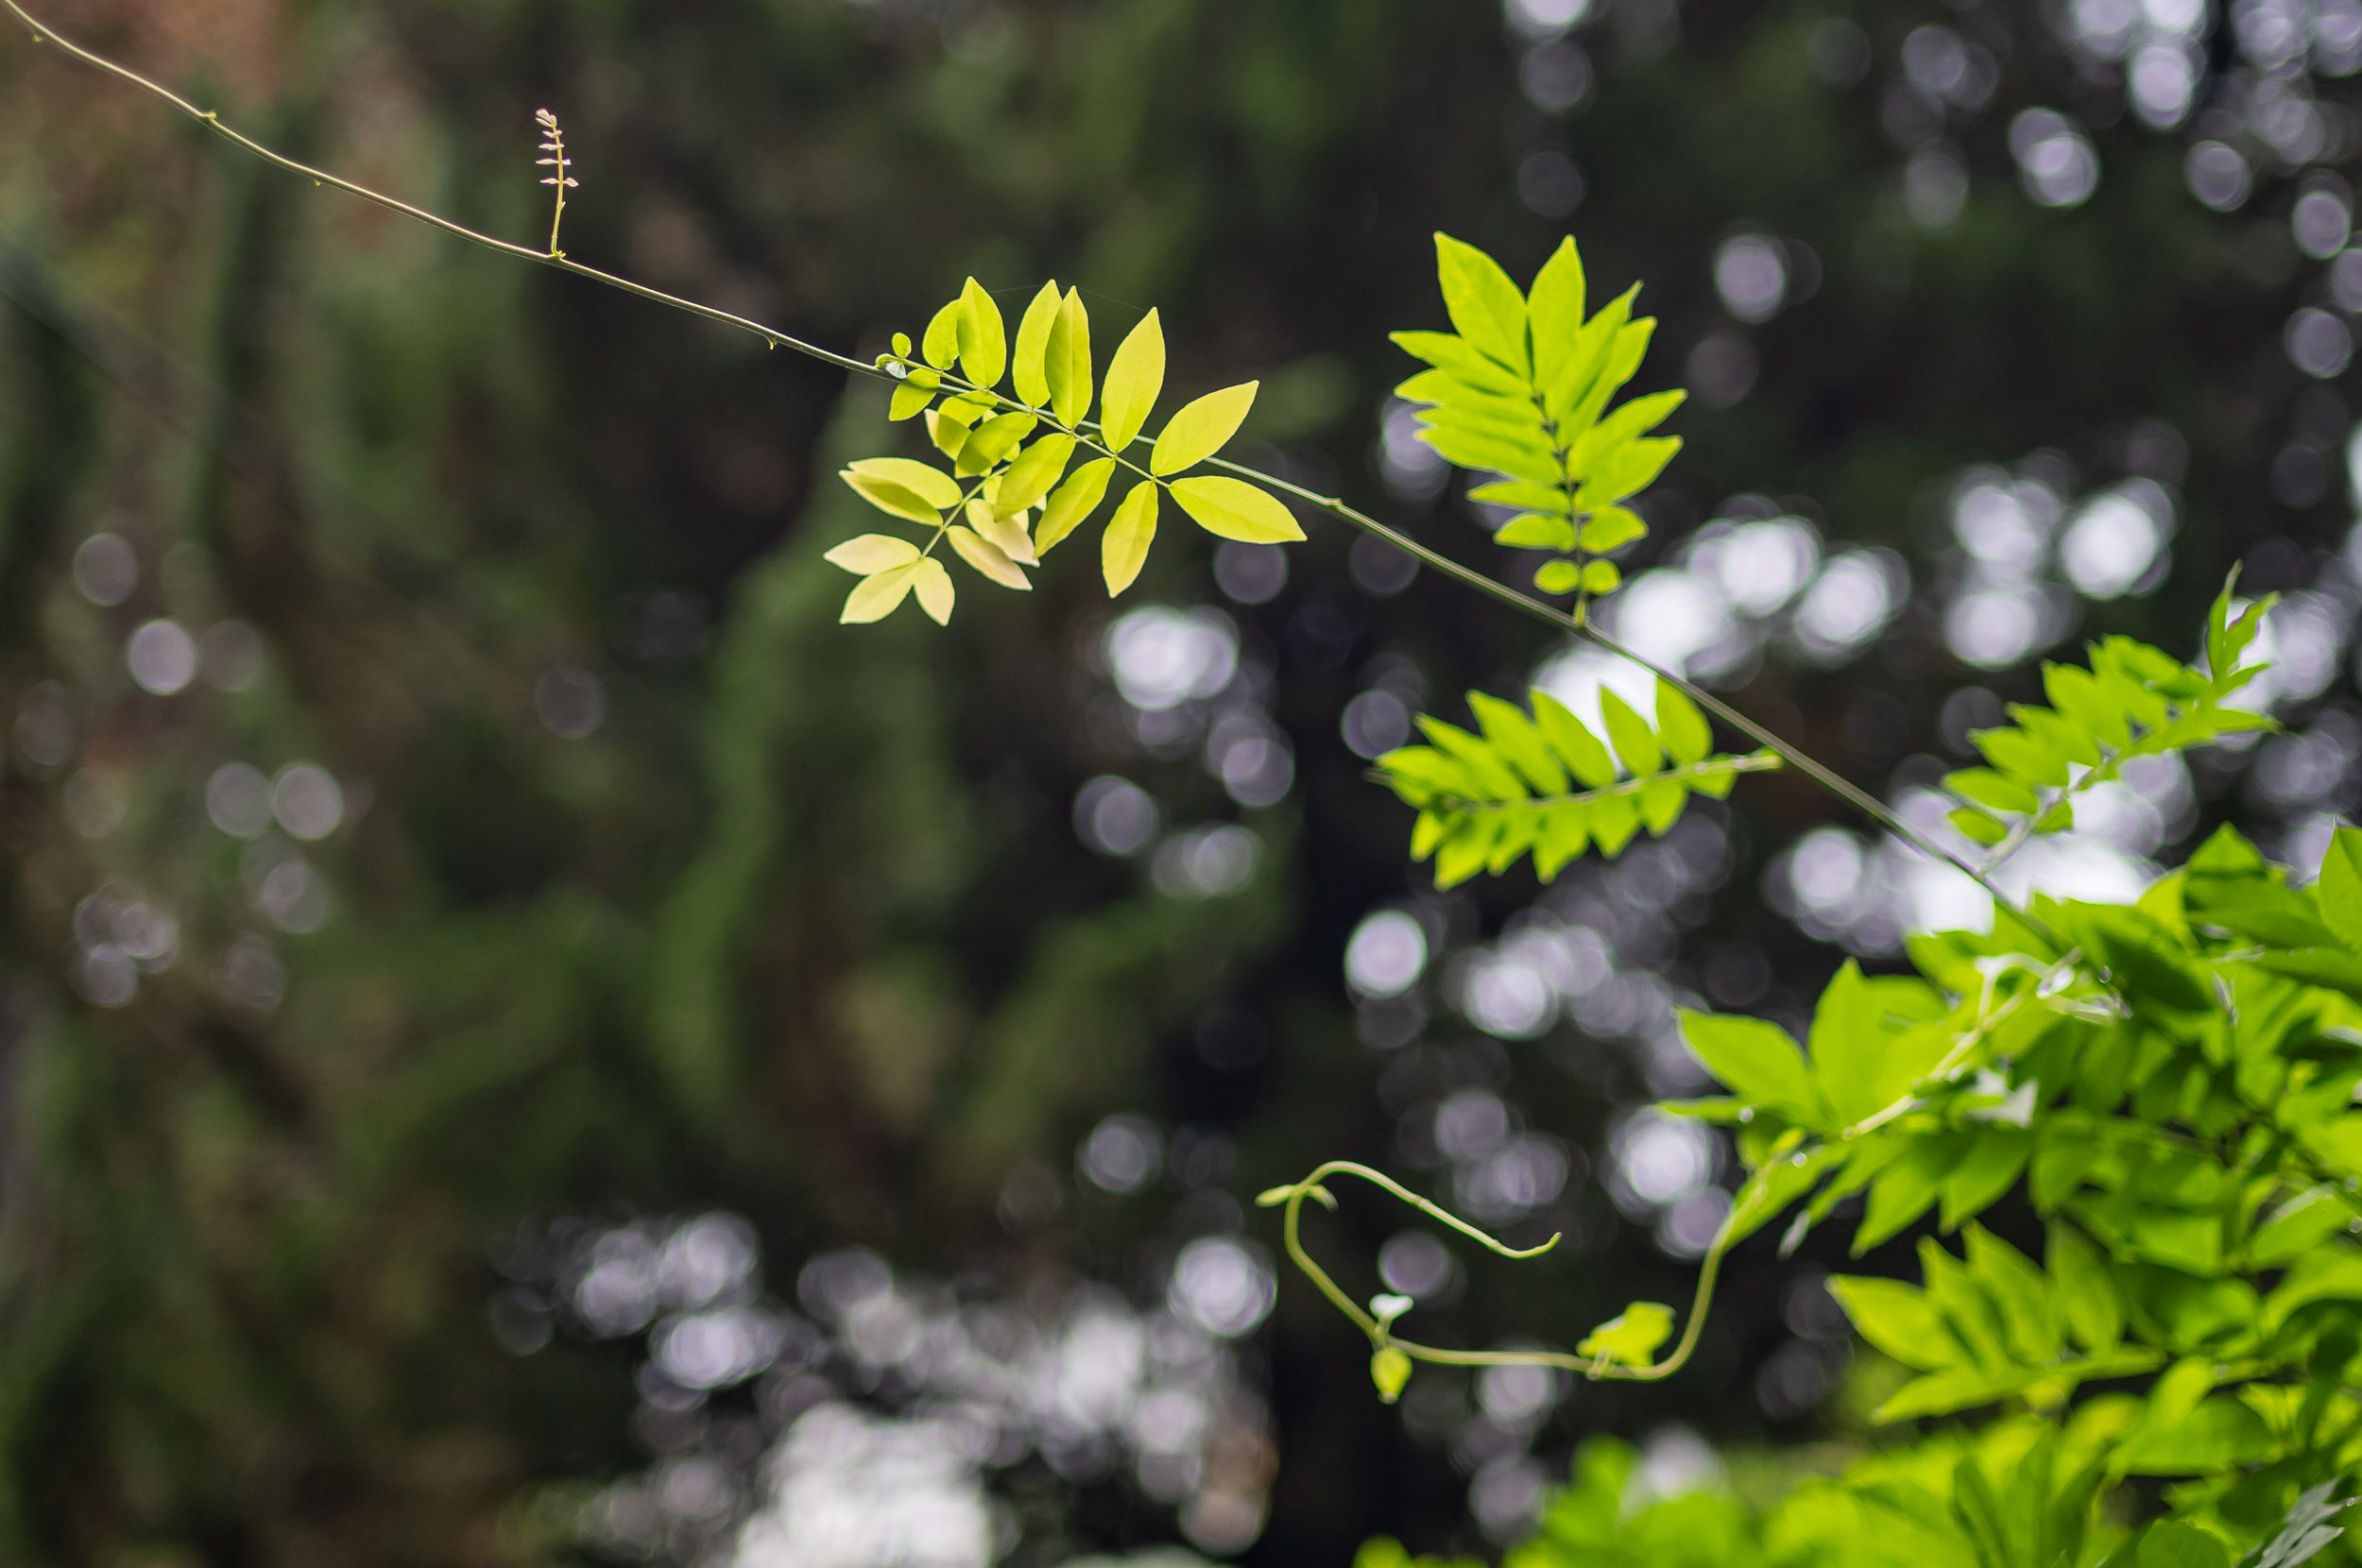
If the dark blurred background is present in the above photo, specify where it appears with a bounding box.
[3,0,2360,1563]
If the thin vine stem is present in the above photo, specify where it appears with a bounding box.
[3,0,2017,911]
[1257,1160,1731,1381]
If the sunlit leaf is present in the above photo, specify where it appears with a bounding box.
[955,411,1037,476]
[912,556,955,625]
[823,534,921,575]
[1150,381,1258,476]
[846,457,964,510]
[842,468,947,526]
[1103,480,1158,595]
[1494,512,1576,550]
[947,525,1030,590]
[1655,680,1711,766]
[2319,827,2362,952]
[1101,309,1166,453]
[1579,506,1648,553]
[1526,236,1586,382]
[1046,287,1093,426]
[1169,476,1305,542]
[956,276,1006,390]
[1578,1302,1674,1367]
[969,504,1036,566]
[1433,231,1529,373]
[842,562,919,623]
[1036,456,1117,554]
[921,297,964,370]
[1011,279,1061,407]
[994,433,1077,517]
[1598,689,1659,775]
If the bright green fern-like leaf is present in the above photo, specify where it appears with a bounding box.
[1375,678,1778,887]
[1941,572,2277,858]
[1396,233,1684,618]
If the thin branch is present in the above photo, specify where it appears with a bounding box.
[2,0,2016,910]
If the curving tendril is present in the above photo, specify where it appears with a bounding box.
[1255,1159,1736,1384]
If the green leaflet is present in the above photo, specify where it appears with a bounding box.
[840,560,920,623]
[1468,479,1573,513]
[1046,287,1093,426]
[842,457,962,524]
[1036,456,1116,554]
[921,297,964,370]
[955,277,1005,389]
[910,556,954,624]
[1526,236,1586,372]
[1102,479,1158,596]
[1150,381,1258,475]
[993,433,1076,516]
[1943,579,2277,853]
[2318,826,2362,951]
[1376,680,1778,886]
[946,523,1027,590]
[1679,1009,1820,1126]
[1394,239,1682,612]
[954,410,1036,476]
[1433,232,1530,373]
[1577,1302,1674,1367]
[1100,308,1166,452]
[1011,279,1061,407]
[1579,506,1647,552]
[1495,512,1577,550]
[1169,476,1304,542]
[822,534,920,575]
[1533,560,1581,595]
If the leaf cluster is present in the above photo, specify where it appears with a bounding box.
[1371,676,1779,887]
[1392,234,1682,611]
[1942,576,2276,855]
[827,277,1305,623]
